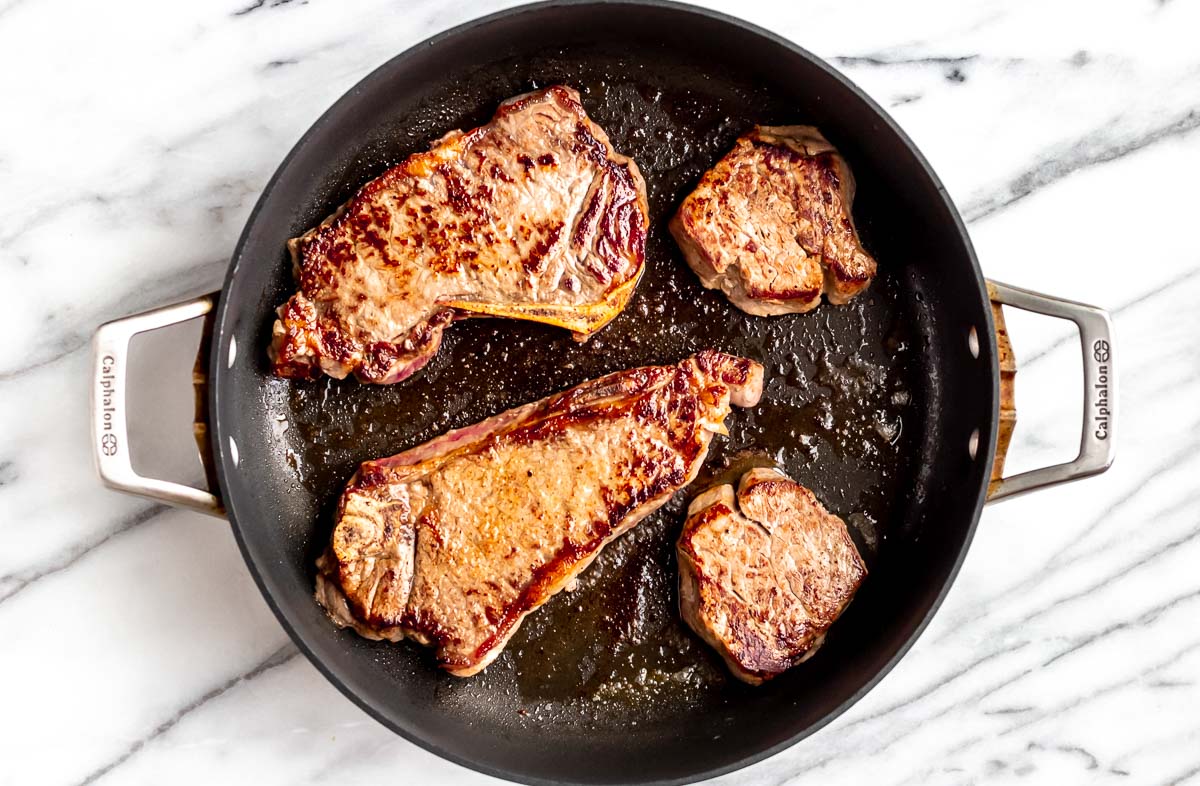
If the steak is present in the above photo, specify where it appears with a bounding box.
[669,126,877,316]
[677,468,866,684]
[315,351,764,676]
[271,86,649,384]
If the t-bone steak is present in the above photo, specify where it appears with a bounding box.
[315,351,764,676]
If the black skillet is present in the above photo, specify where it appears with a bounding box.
[90,2,1118,783]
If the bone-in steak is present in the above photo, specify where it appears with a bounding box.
[315,351,764,676]
[271,86,649,384]
[670,126,876,316]
[677,468,866,684]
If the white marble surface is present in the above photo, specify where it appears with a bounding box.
[1,0,1197,783]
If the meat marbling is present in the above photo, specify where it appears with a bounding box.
[677,467,866,684]
[315,351,764,676]
[271,86,648,384]
[669,125,877,316]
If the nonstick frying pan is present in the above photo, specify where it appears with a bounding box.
[90,2,1118,783]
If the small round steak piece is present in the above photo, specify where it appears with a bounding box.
[676,467,866,684]
[669,126,877,316]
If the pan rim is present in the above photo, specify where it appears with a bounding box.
[210,1,999,783]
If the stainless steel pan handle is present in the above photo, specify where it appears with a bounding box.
[986,280,1117,502]
[91,294,225,517]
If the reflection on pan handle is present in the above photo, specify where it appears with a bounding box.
[90,294,225,517]
[985,280,1117,503]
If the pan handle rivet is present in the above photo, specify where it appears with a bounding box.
[228,336,238,368]
[968,428,980,459]
[967,326,980,359]
[230,436,241,467]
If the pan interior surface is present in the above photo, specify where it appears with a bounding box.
[213,3,997,784]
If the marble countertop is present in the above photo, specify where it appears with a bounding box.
[2,0,1197,783]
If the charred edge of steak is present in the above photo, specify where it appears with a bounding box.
[692,350,765,406]
[270,297,452,384]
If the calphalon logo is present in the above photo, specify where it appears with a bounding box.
[1092,339,1111,440]
[98,354,118,456]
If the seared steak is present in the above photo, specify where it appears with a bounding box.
[271,86,649,384]
[315,351,764,676]
[677,468,865,684]
[669,126,876,316]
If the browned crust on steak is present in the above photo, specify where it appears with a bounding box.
[677,468,866,684]
[315,351,764,676]
[669,125,877,316]
[271,86,649,384]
